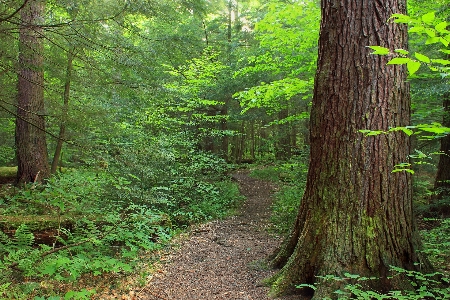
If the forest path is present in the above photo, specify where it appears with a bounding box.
[140,169,299,300]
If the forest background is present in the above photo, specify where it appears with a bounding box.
[0,0,449,299]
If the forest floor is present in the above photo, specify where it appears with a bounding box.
[135,169,301,300]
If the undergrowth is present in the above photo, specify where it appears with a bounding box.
[250,155,308,235]
[0,150,243,299]
[297,267,450,299]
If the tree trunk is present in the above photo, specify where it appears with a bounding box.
[220,98,229,161]
[250,120,255,160]
[268,1,431,298]
[432,93,450,217]
[275,109,291,160]
[51,49,74,174]
[15,0,49,184]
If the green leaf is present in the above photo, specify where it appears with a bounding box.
[367,46,389,55]
[334,289,349,295]
[426,37,441,45]
[390,13,410,24]
[344,272,360,279]
[387,57,410,65]
[432,59,450,65]
[296,283,317,290]
[392,167,415,174]
[440,37,450,47]
[409,26,424,33]
[425,28,436,38]
[435,21,449,34]
[416,124,450,134]
[414,52,430,63]
[421,12,435,24]
[407,60,421,75]
[389,127,414,136]
[394,49,409,55]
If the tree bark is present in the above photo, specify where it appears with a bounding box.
[268,1,431,298]
[15,0,49,184]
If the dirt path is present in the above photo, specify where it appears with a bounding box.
[139,170,299,300]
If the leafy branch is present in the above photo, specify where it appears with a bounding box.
[368,12,450,76]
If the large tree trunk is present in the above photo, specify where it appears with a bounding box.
[268,1,431,298]
[15,0,49,184]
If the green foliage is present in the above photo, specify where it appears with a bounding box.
[162,47,228,132]
[233,0,319,129]
[360,123,450,139]
[0,140,244,298]
[297,267,450,299]
[1,169,120,216]
[250,166,283,182]
[270,185,304,235]
[251,153,308,235]
[420,218,450,268]
[234,78,313,115]
[369,11,450,76]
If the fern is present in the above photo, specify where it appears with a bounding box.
[0,230,12,253]
[14,224,34,249]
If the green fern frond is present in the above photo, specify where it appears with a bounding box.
[14,224,34,248]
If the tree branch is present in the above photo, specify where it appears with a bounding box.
[0,0,30,23]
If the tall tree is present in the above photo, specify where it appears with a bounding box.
[15,0,49,183]
[50,48,74,174]
[430,7,450,217]
[268,0,431,298]
[433,92,450,216]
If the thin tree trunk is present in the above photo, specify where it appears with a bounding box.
[238,120,245,162]
[220,104,229,161]
[15,0,49,184]
[268,1,431,298]
[51,49,74,174]
[250,120,255,160]
[275,109,291,160]
[226,0,232,63]
[432,92,450,216]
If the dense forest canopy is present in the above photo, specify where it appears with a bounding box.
[0,0,449,299]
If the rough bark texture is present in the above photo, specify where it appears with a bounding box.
[269,1,431,298]
[15,0,49,184]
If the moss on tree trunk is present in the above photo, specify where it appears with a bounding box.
[268,0,432,298]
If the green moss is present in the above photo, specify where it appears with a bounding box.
[0,166,16,177]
